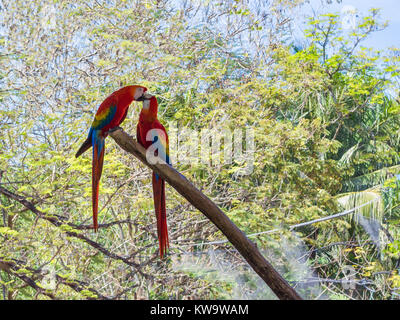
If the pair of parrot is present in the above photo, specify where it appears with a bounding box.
[75,85,170,258]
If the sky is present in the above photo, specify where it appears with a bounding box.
[294,0,400,50]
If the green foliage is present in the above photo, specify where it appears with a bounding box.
[1,0,400,300]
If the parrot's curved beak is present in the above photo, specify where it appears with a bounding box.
[137,93,153,101]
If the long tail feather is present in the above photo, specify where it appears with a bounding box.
[152,173,169,258]
[75,137,92,158]
[75,130,93,158]
[92,130,105,232]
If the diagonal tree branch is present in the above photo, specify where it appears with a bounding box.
[108,127,302,300]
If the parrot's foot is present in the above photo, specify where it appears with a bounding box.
[108,126,122,133]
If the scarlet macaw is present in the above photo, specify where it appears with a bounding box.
[75,85,148,231]
[136,94,170,258]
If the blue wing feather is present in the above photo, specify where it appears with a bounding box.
[92,105,117,130]
[92,129,104,158]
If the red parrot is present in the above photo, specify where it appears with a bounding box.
[136,94,170,258]
[75,85,147,231]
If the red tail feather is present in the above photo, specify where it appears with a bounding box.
[92,140,105,232]
[152,173,169,258]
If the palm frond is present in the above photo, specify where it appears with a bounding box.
[336,188,384,222]
[338,143,360,167]
[342,164,400,192]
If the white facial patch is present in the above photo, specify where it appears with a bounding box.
[134,87,144,100]
[143,99,150,110]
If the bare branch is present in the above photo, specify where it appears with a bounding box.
[108,128,302,300]
[0,186,153,280]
